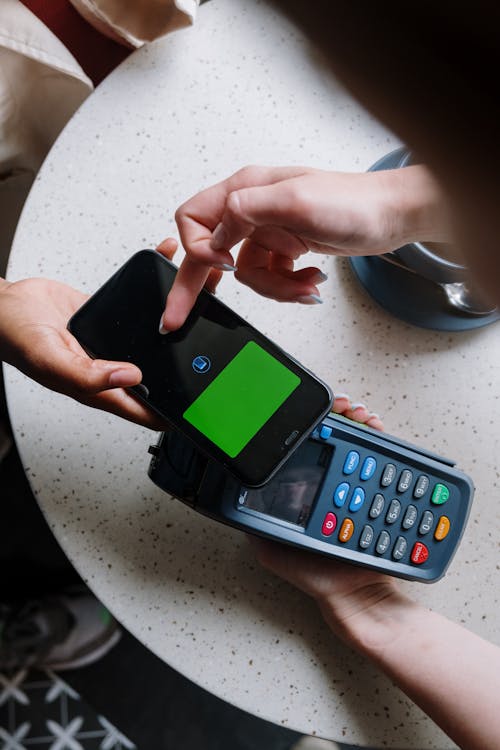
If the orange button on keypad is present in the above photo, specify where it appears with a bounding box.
[338,518,354,543]
[434,515,450,541]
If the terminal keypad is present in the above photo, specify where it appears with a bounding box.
[318,438,455,572]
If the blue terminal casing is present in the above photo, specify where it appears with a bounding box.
[148,413,474,583]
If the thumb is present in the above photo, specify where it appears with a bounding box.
[38,351,142,397]
[91,359,143,391]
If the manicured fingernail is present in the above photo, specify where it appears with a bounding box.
[213,262,237,271]
[108,369,138,387]
[296,294,323,305]
[210,222,228,250]
[334,393,351,401]
[159,317,168,335]
[368,412,380,419]
[350,402,367,411]
[315,270,329,283]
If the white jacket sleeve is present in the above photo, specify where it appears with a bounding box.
[67,0,199,48]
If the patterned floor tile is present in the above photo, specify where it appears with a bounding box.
[0,669,135,750]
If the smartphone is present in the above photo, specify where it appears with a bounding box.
[68,250,333,486]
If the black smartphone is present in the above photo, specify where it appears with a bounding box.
[68,250,333,486]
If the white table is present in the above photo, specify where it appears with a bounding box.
[6,1,500,747]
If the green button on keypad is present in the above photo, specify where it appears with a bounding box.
[431,483,450,505]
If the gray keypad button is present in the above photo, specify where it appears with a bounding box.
[359,524,374,549]
[369,493,385,518]
[385,499,401,524]
[419,510,434,535]
[397,469,413,493]
[414,474,430,499]
[381,463,396,487]
[402,504,418,530]
[376,530,391,555]
[392,535,408,561]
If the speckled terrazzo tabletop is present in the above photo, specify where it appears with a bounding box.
[5,1,500,747]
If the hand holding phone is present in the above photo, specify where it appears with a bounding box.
[0,275,164,428]
[68,250,333,486]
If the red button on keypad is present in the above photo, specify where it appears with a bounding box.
[321,512,337,536]
[411,541,429,565]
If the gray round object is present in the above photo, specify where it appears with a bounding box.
[349,147,500,330]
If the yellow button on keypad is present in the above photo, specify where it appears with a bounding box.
[339,518,355,543]
[434,515,450,541]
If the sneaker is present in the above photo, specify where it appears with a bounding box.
[0,586,120,672]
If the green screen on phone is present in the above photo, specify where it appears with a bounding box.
[183,341,301,458]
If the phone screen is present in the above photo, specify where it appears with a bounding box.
[183,341,300,458]
[69,250,332,486]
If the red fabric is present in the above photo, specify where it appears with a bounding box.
[19,0,131,85]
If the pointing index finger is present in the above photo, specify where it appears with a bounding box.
[161,256,213,332]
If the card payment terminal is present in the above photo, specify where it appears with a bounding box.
[148,413,474,582]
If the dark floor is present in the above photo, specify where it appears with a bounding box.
[0,637,300,750]
[64,630,300,750]
[0,398,302,750]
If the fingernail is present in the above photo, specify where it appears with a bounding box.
[159,317,168,335]
[334,393,351,401]
[368,412,380,419]
[350,402,367,411]
[315,270,329,283]
[108,369,138,387]
[296,294,323,305]
[213,262,237,271]
[210,222,228,250]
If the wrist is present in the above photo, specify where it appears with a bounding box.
[377,165,453,248]
[317,581,421,655]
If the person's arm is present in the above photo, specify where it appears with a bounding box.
[346,591,500,750]
[252,539,500,750]
[251,397,500,750]
[161,164,452,331]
